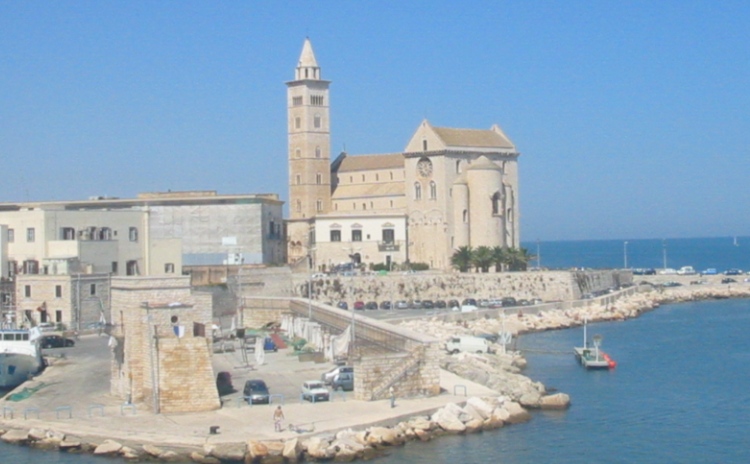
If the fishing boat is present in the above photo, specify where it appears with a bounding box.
[573,319,616,370]
[0,327,44,388]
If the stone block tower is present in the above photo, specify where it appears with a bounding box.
[286,38,332,264]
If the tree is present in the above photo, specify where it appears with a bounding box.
[471,246,495,273]
[506,247,535,271]
[450,246,473,273]
[491,246,508,272]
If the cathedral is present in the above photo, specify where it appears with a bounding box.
[286,39,520,271]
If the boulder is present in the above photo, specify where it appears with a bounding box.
[206,442,246,461]
[28,427,48,441]
[462,404,484,422]
[190,451,221,464]
[482,415,505,430]
[431,408,466,433]
[407,417,432,431]
[503,401,532,424]
[466,397,494,419]
[59,439,82,450]
[539,393,571,410]
[264,441,285,457]
[1,429,29,444]
[333,447,358,462]
[519,391,542,408]
[246,440,268,460]
[303,437,333,460]
[94,440,123,456]
[464,418,484,434]
[443,402,471,422]
[143,444,165,458]
[282,438,302,462]
[120,445,142,460]
[414,429,431,441]
[366,427,401,446]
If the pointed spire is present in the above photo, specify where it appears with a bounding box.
[295,37,321,80]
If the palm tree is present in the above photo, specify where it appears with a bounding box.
[471,246,495,273]
[506,247,535,271]
[450,246,473,272]
[491,246,508,272]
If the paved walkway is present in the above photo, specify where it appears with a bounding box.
[1,336,496,449]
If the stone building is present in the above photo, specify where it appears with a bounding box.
[109,276,219,413]
[286,39,521,271]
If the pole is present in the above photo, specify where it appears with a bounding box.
[623,241,628,269]
[536,239,541,270]
[662,240,667,270]
[308,272,312,320]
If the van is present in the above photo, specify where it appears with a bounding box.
[445,336,494,354]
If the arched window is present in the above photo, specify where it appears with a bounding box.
[429,181,437,200]
[463,209,468,223]
[315,146,321,158]
[414,182,422,200]
[492,192,501,215]
[422,139,428,151]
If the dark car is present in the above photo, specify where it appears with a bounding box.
[434,300,447,309]
[379,300,392,310]
[331,372,354,391]
[421,300,434,309]
[501,297,518,307]
[721,278,737,284]
[353,301,366,310]
[448,299,460,309]
[40,335,75,349]
[365,301,378,310]
[216,371,234,396]
[724,269,743,276]
[337,301,349,310]
[395,300,410,310]
[411,300,422,309]
[243,379,270,404]
[462,298,477,307]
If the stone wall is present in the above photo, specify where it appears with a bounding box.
[354,342,441,401]
[157,336,220,413]
[291,270,632,304]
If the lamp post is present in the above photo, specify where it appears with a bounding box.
[536,239,541,270]
[623,241,628,269]
[662,240,668,270]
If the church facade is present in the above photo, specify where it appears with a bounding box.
[286,39,520,271]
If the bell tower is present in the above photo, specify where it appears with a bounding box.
[286,38,331,264]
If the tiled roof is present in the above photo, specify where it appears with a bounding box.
[332,182,404,199]
[336,153,405,172]
[433,126,514,149]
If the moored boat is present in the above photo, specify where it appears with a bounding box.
[573,319,616,370]
[0,327,44,388]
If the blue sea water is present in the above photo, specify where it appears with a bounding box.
[2,238,749,463]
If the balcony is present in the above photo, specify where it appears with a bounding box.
[378,241,400,252]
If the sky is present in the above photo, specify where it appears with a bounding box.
[1,1,748,241]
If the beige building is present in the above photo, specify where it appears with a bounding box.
[287,39,521,271]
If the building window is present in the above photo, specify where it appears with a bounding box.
[295,117,301,129]
[129,227,138,242]
[98,227,112,240]
[492,192,501,215]
[349,176,353,183]
[456,160,462,173]
[60,227,76,240]
[430,181,437,200]
[112,261,118,274]
[293,96,303,106]
[295,149,301,158]
[414,182,422,200]
[362,174,365,182]
[126,260,139,276]
[55,285,62,298]
[382,229,395,244]
[422,140,428,151]
[390,200,393,208]
[24,285,31,298]
[23,260,39,274]
[316,199,322,212]
[296,174,301,185]
[463,209,468,223]
[7,228,13,243]
[296,200,301,213]
[330,230,341,242]
[316,173,322,184]
[26,227,35,242]
[314,114,321,129]
[55,310,62,323]
[90,284,96,295]
[315,146,321,158]
[352,229,362,242]
[311,95,324,106]
[165,263,175,273]
[390,172,393,180]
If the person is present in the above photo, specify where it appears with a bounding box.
[273,405,285,432]
[389,386,396,408]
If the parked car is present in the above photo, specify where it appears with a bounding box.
[501,297,518,307]
[337,301,349,310]
[462,298,477,307]
[37,322,57,332]
[379,300,392,310]
[40,335,75,349]
[410,300,422,309]
[448,299,460,309]
[353,301,365,310]
[662,281,683,287]
[365,301,378,310]
[395,300,410,310]
[421,300,434,309]
[721,278,737,284]
[677,266,697,275]
[243,379,270,404]
[321,365,354,384]
[434,300,447,309]
[331,372,354,391]
[301,380,330,402]
[724,269,743,276]
[216,371,234,396]
[445,336,494,354]
[701,268,718,275]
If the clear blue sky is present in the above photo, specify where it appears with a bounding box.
[1,1,748,241]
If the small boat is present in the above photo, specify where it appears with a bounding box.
[0,327,44,388]
[573,319,616,370]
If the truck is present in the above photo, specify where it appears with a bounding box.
[445,336,494,354]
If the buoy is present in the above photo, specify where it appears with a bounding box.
[608,360,617,368]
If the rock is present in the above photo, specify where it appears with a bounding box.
[539,393,571,410]
[32,439,60,451]
[264,441,285,457]
[28,427,47,441]
[206,442,246,461]
[162,450,185,462]
[407,417,432,431]
[367,426,401,446]
[303,437,333,460]
[462,404,484,422]
[503,401,532,424]
[431,408,466,433]
[333,447,358,462]
[482,415,505,430]
[414,429,431,441]
[143,444,165,457]
[190,451,221,464]
[443,402,471,422]
[94,440,123,455]
[120,445,141,460]
[466,397,494,419]
[1,429,29,444]
[464,418,484,434]
[59,439,82,450]
[246,440,268,460]
[282,438,301,462]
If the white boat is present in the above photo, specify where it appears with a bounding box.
[0,327,44,388]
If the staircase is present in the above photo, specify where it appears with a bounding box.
[369,345,426,400]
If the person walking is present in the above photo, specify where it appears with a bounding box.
[389,386,396,408]
[273,405,285,432]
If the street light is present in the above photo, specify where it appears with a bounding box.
[536,239,541,270]
[662,239,668,270]
[623,241,628,269]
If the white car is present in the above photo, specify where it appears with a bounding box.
[301,380,330,402]
[321,366,353,385]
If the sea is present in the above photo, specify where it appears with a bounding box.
[2,236,749,463]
